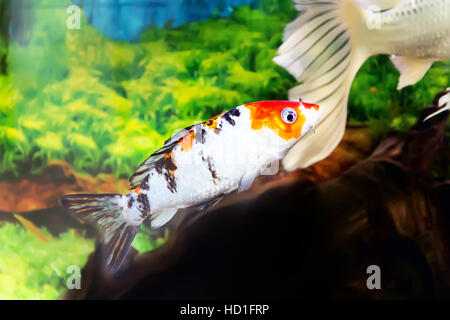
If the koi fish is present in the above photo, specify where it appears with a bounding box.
[274,0,450,171]
[62,100,321,272]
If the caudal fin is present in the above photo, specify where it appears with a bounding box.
[423,88,450,122]
[62,194,139,273]
[273,0,373,170]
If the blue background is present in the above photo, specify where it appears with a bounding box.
[73,0,258,41]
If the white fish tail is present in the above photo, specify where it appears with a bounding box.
[62,193,141,273]
[273,0,377,170]
[423,88,450,122]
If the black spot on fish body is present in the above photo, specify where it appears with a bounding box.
[214,122,222,135]
[210,168,218,181]
[154,154,177,193]
[127,197,134,208]
[154,154,177,174]
[206,156,219,184]
[198,150,206,162]
[222,111,236,126]
[165,173,177,193]
[141,175,150,190]
[194,127,206,144]
[137,193,150,219]
[222,107,241,127]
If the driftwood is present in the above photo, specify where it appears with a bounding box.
[62,90,450,299]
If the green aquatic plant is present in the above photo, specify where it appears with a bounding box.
[0,0,448,181]
[0,219,164,299]
[0,222,94,299]
[132,225,167,254]
[0,2,297,179]
[349,56,450,129]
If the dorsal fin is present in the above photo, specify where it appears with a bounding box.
[128,145,173,190]
[163,124,195,146]
[128,124,201,189]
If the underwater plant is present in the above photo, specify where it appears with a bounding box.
[0,1,448,180]
[0,2,298,179]
[0,222,94,299]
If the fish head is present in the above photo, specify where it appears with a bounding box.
[244,100,321,150]
[299,100,322,136]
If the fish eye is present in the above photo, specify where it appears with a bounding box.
[281,107,297,123]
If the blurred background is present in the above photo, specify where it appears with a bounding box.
[0,0,448,299]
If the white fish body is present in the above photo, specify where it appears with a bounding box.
[274,0,450,171]
[62,100,321,272]
[367,0,450,60]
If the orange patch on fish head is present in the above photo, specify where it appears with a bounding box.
[244,101,313,141]
[301,101,320,111]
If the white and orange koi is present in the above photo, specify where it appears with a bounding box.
[62,100,321,272]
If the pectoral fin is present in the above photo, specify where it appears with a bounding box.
[238,169,259,193]
[390,56,435,90]
[423,88,450,122]
[150,208,178,229]
[192,195,225,212]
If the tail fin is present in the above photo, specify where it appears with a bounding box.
[273,0,373,170]
[423,88,450,122]
[62,194,139,273]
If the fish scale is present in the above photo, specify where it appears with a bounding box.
[373,0,450,58]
